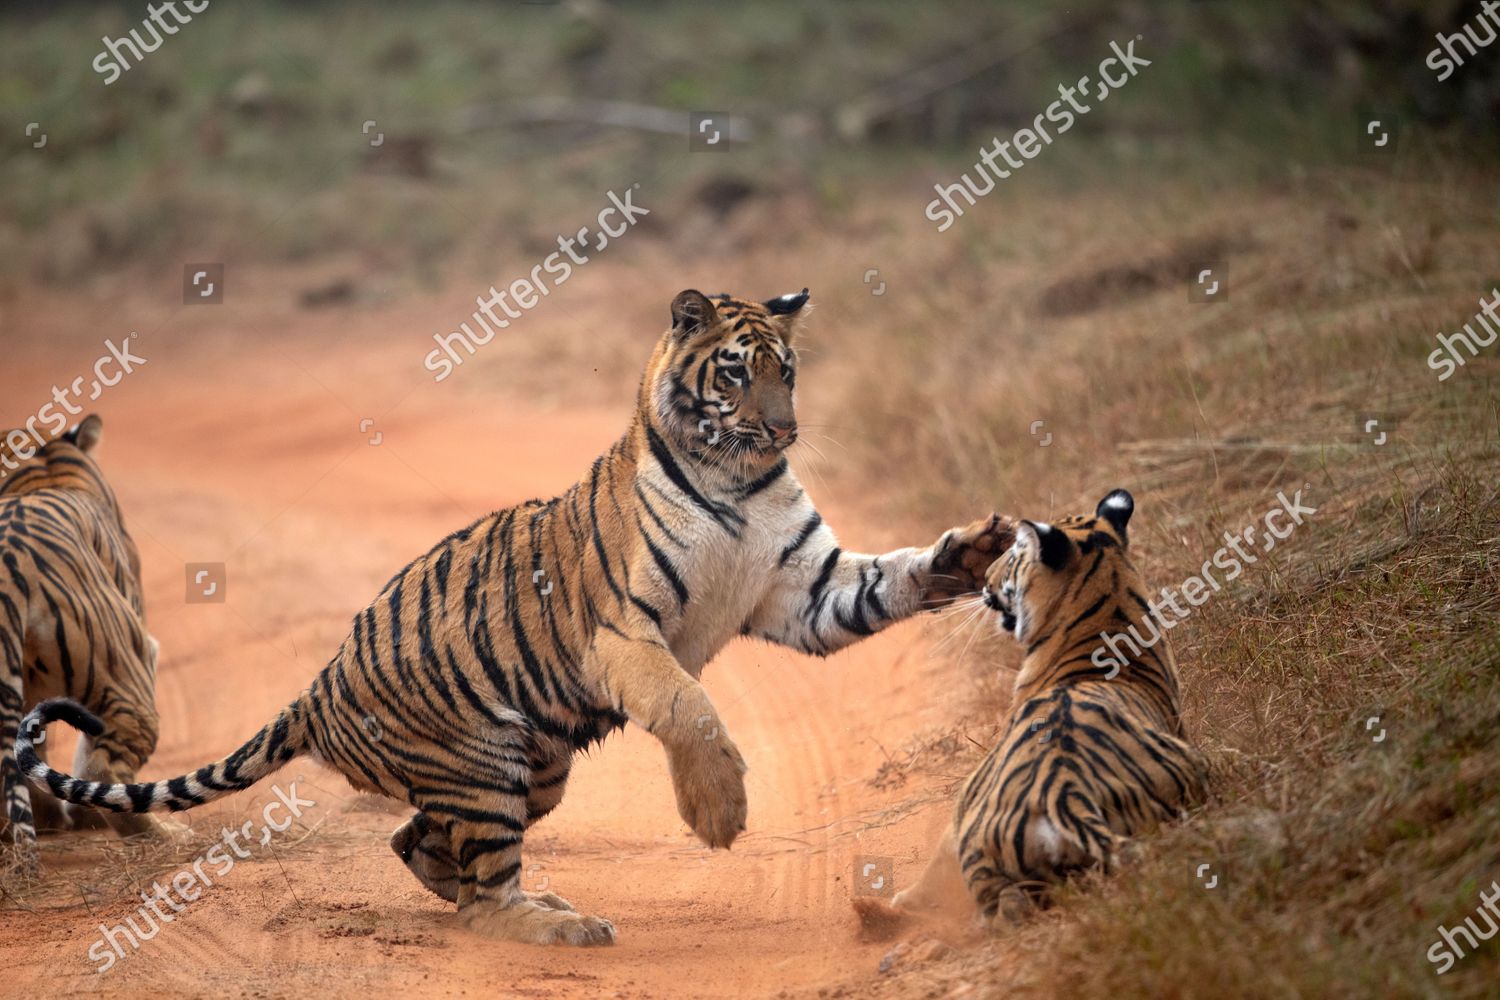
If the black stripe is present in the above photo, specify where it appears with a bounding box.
[808,547,840,606]
[636,484,687,548]
[645,426,742,534]
[643,530,690,606]
[737,458,787,499]
[587,458,626,603]
[630,594,663,628]
[779,511,822,566]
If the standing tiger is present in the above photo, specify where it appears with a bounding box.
[1,415,181,876]
[890,489,1207,926]
[19,289,1011,945]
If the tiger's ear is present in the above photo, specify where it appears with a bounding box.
[763,288,810,343]
[68,414,104,453]
[1095,489,1133,544]
[1019,519,1074,571]
[670,289,720,340]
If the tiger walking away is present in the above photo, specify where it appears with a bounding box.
[889,489,1208,927]
[1,415,182,877]
[19,288,1012,945]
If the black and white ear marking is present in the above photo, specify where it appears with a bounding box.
[1095,489,1134,543]
[764,288,810,315]
[1022,519,1075,571]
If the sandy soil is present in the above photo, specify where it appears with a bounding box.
[1,282,977,998]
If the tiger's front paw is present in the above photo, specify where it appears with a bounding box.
[926,513,1016,602]
[667,722,748,849]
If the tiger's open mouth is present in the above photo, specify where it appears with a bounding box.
[1002,612,1017,633]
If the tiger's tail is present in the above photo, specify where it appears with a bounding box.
[15,696,309,813]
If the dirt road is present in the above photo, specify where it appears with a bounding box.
[2,285,973,998]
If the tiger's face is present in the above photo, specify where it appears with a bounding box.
[982,489,1135,644]
[650,288,808,475]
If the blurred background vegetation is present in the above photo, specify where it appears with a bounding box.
[2,0,1496,289]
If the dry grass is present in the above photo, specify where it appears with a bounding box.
[0,801,331,915]
[791,162,1500,997]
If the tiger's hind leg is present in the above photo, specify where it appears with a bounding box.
[391,811,460,903]
[963,859,1028,929]
[82,633,187,842]
[891,823,965,916]
[1,660,40,876]
[20,717,77,833]
[412,776,611,945]
[964,853,1045,928]
[392,811,580,912]
[514,753,578,912]
[962,838,1047,930]
[77,692,189,844]
[393,754,578,912]
[55,729,114,832]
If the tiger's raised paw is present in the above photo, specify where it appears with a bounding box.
[667,728,748,849]
[927,513,1017,602]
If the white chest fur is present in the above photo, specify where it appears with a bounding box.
[647,467,816,675]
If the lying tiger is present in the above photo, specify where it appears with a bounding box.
[1,415,181,876]
[19,288,1010,944]
[891,489,1208,926]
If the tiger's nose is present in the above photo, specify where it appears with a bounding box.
[766,420,796,441]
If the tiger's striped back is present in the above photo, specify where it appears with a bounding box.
[956,489,1208,923]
